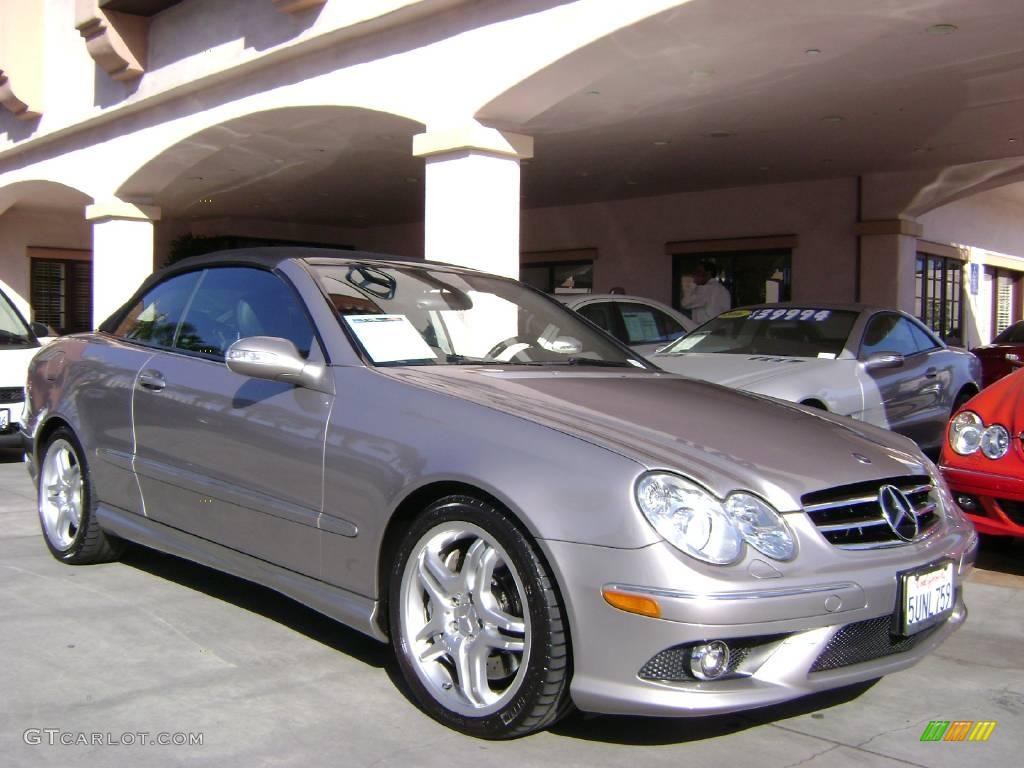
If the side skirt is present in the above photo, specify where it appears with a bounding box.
[96,504,387,642]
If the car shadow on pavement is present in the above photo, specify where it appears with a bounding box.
[118,543,391,670]
[975,535,1024,578]
[550,679,879,746]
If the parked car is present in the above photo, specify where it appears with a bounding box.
[0,285,47,453]
[560,293,695,357]
[971,320,1024,388]
[24,250,976,738]
[940,366,1024,538]
[652,304,981,453]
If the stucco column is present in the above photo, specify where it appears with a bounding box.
[85,200,161,327]
[856,219,921,311]
[413,125,533,279]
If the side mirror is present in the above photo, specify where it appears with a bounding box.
[863,351,905,371]
[226,336,331,393]
[31,322,49,338]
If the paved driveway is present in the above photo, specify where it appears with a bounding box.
[1,455,1021,767]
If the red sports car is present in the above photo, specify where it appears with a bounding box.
[972,320,1024,388]
[941,365,1024,537]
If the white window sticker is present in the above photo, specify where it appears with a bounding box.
[748,308,832,322]
[817,352,837,359]
[344,315,437,363]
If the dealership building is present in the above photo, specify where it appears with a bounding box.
[1,0,1023,348]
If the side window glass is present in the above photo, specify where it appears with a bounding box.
[861,314,919,357]
[1010,324,1024,343]
[177,267,316,359]
[578,302,628,344]
[908,321,940,352]
[619,302,683,344]
[113,271,201,348]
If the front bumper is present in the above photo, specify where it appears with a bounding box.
[941,464,1024,538]
[539,518,977,718]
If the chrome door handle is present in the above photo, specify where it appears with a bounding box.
[138,370,166,391]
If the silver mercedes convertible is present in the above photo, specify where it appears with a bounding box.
[22,250,976,739]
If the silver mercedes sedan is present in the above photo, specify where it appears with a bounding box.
[652,304,982,454]
[22,250,976,739]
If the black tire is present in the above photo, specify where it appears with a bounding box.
[388,495,572,738]
[37,427,122,564]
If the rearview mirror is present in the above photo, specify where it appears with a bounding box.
[863,351,905,371]
[226,336,331,393]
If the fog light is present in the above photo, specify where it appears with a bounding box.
[690,641,731,680]
[955,494,980,512]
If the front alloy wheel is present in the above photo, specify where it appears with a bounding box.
[389,496,571,738]
[38,428,121,564]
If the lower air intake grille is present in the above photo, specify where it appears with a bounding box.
[996,499,1024,527]
[809,616,940,673]
[638,635,786,682]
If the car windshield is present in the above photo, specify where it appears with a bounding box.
[0,290,35,348]
[658,307,859,359]
[309,262,646,367]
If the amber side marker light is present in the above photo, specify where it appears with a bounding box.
[602,589,662,618]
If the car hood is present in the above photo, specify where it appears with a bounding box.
[378,366,927,512]
[0,346,39,389]
[650,352,840,391]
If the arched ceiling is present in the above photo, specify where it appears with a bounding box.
[118,106,425,227]
[479,0,1024,210]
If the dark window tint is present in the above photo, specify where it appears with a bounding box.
[176,267,315,359]
[113,271,201,348]
[994,321,1024,344]
[577,302,619,337]
[861,314,923,357]
[618,302,685,344]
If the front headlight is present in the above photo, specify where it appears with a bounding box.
[635,473,794,564]
[980,425,1009,459]
[949,411,983,455]
[723,493,796,560]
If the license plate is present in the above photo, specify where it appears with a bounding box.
[0,408,9,430]
[898,561,955,636]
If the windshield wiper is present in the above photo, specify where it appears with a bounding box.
[546,357,637,368]
[444,354,507,365]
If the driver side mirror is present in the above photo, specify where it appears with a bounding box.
[226,336,332,394]
[31,321,49,338]
[863,351,905,371]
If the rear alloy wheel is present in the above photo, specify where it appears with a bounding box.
[389,496,571,738]
[38,428,121,564]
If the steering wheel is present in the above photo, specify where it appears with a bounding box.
[486,337,535,362]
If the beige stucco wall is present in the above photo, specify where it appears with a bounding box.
[918,183,1024,257]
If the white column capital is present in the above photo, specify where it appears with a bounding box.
[85,199,161,223]
[413,125,533,160]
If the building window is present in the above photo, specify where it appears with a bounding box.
[31,258,92,334]
[671,249,791,312]
[520,261,593,295]
[914,254,963,345]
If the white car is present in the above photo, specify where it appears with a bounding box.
[559,294,696,357]
[0,287,46,453]
[653,303,982,453]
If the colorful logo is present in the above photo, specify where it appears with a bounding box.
[920,720,996,742]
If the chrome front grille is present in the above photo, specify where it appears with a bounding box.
[801,476,939,549]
